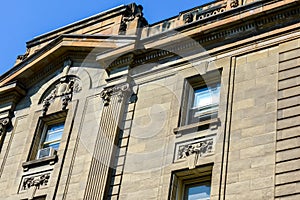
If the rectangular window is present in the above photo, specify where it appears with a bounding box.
[28,112,67,161]
[169,165,212,200]
[37,122,64,159]
[181,70,221,126]
[184,181,211,200]
[41,123,64,150]
[188,83,220,124]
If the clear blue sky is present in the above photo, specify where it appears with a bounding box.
[0,0,211,76]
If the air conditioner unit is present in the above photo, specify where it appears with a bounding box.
[36,147,57,159]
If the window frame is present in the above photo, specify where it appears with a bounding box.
[39,122,65,151]
[180,70,221,127]
[28,112,67,161]
[169,165,212,200]
[183,178,211,200]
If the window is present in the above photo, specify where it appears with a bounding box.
[189,83,220,124]
[41,123,64,150]
[36,122,64,159]
[169,165,212,200]
[181,70,221,126]
[27,112,67,161]
[184,181,211,200]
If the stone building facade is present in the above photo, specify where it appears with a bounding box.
[0,0,300,199]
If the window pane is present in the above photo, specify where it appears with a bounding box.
[44,131,63,142]
[49,123,64,132]
[193,88,211,108]
[186,184,210,200]
[188,83,220,123]
[44,124,64,142]
[44,142,60,150]
[193,84,220,109]
[42,123,64,150]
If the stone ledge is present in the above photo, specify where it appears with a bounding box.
[22,155,58,172]
[174,117,220,136]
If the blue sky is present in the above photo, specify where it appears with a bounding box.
[0,0,211,76]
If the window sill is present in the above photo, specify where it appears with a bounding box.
[174,117,219,136]
[22,155,58,171]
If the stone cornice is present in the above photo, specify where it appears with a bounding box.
[98,0,300,71]
[26,5,129,48]
[0,81,26,104]
[142,0,300,46]
[0,81,26,120]
[0,34,137,87]
[2,0,300,87]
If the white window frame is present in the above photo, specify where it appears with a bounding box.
[29,113,66,161]
[180,70,221,126]
[39,122,64,151]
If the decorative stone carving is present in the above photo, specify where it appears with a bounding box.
[129,85,139,104]
[0,118,10,151]
[125,4,144,20]
[62,91,73,110]
[22,173,50,191]
[100,83,131,106]
[184,13,193,24]
[41,59,82,115]
[119,21,128,35]
[178,138,213,159]
[0,118,10,137]
[177,138,214,168]
[175,137,214,169]
[17,53,29,61]
[182,3,226,25]
[230,0,239,8]
[42,78,76,115]
[119,4,145,34]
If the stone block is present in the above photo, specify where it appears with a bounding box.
[276,158,300,174]
[276,148,300,163]
[279,48,300,62]
[276,170,300,185]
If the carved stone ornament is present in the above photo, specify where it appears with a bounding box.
[119,21,128,34]
[22,173,50,191]
[42,77,77,115]
[177,138,213,168]
[100,83,131,106]
[17,52,29,61]
[178,139,213,159]
[230,0,239,8]
[119,4,144,34]
[182,2,227,25]
[184,13,193,24]
[42,59,82,115]
[0,118,10,136]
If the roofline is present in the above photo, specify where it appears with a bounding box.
[0,34,137,84]
[149,0,220,27]
[26,4,128,48]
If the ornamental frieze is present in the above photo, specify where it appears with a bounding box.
[230,0,239,8]
[21,173,50,191]
[175,137,214,169]
[178,138,214,160]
